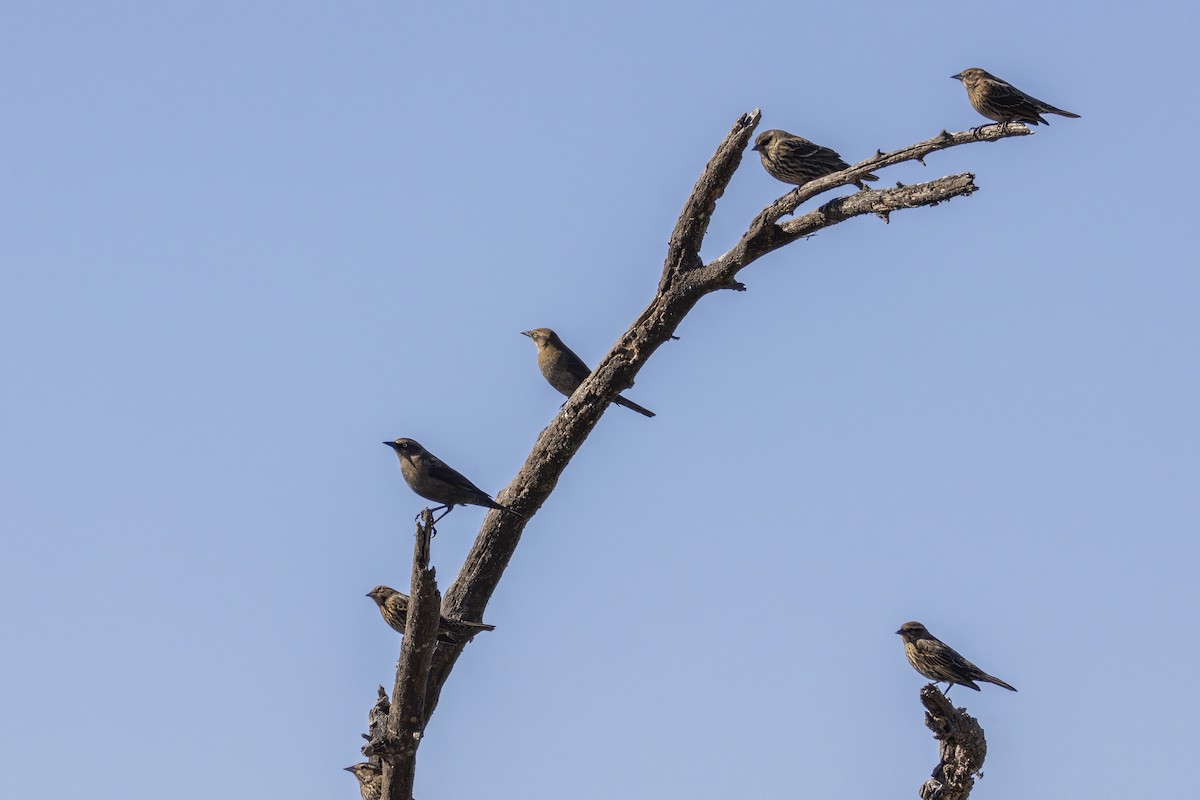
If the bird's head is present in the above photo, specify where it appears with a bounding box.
[951,68,989,85]
[344,763,380,781]
[521,328,557,347]
[752,129,785,152]
[383,438,424,460]
[896,621,930,642]
[366,586,398,606]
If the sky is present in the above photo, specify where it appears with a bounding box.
[2,2,1198,798]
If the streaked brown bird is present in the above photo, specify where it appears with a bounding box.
[951,68,1080,126]
[344,762,383,800]
[367,585,496,645]
[383,438,520,522]
[896,621,1017,694]
[520,328,655,418]
[752,129,878,190]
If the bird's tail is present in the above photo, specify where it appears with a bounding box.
[614,395,656,418]
[852,171,880,189]
[459,620,496,633]
[982,673,1018,692]
[1043,103,1080,119]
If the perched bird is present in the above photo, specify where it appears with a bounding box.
[896,621,1017,694]
[367,585,496,645]
[752,129,878,190]
[383,438,520,522]
[951,68,1080,127]
[344,762,383,800]
[520,328,655,418]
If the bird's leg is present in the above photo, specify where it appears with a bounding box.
[942,683,953,696]
[430,505,453,524]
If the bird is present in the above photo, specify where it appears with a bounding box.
[896,621,1017,694]
[366,585,496,645]
[520,328,655,417]
[383,438,520,522]
[751,129,878,190]
[344,762,383,800]
[951,68,1080,127]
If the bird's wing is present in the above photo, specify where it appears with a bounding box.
[438,617,495,645]
[984,79,1044,119]
[426,457,486,494]
[558,344,594,382]
[781,136,823,158]
[914,638,971,672]
[914,640,982,688]
[786,137,849,170]
[913,638,943,655]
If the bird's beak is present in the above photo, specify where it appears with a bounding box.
[751,143,761,152]
[343,766,356,773]
[383,440,397,448]
[520,330,532,338]
[950,73,963,81]
[895,628,904,635]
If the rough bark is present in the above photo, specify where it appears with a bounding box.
[359,685,390,756]
[379,512,440,800]
[917,684,990,800]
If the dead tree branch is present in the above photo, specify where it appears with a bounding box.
[421,114,1033,723]
[378,512,439,800]
[917,685,989,800]
[362,112,1039,789]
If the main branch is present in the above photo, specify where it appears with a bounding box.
[380,113,1038,749]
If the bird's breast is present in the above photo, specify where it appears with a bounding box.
[398,457,421,486]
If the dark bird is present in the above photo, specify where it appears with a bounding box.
[383,438,520,522]
[752,129,878,190]
[520,328,655,417]
[896,621,1017,694]
[367,585,496,645]
[951,67,1080,126]
[344,762,383,800]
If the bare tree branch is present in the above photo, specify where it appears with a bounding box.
[418,120,1036,723]
[361,114,1041,791]
[659,109,762,293]
[917,685,989,800]
[702,172,979,291]
[755,122,1032,229]
[379,513,440,800]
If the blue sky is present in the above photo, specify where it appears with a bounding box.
[3,2,1197,798]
